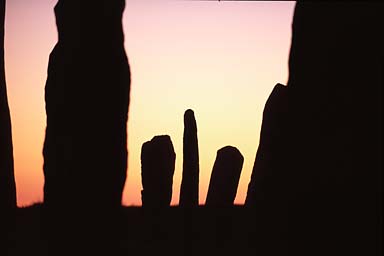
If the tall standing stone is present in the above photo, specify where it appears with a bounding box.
[245,83,288,206]
[284,4,382,252]
[42,1,130,254]
[141,135,176,207]
[0,1,16,254]
[283,2,383,208]
[0,0,16,213]
[42,0,130,208]
[206,146,244,206]
[179,109,199,207]
[244,3,383,254]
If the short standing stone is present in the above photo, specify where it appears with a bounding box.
[206,146,244,206]
[141,135,176,207]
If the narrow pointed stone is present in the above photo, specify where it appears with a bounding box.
[0,0,16,212]
[206,146,244,206]
[0,3,16,253]
[179,109,199,207]
[141,135,176,207]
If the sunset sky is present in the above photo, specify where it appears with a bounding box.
[5,0,295,207]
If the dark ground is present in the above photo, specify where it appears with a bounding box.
[5,203,381,256]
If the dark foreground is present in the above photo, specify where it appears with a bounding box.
[4,203,380,256]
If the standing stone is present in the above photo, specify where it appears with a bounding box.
[283,2,383,207]
[0,0,17,255]
[42,0,130,208]
[206,146,244,206]
[141,135,176,207]
[282,4,383,253]
[42,1,130,254]
[179,109,199,207]
[245,83,288,206]
[244,3,383,254]
[0,0,16,213]
[0,1,16,254]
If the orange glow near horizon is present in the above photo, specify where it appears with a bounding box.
[5,0,295,207]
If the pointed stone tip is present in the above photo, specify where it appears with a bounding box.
[54,0,62,12]
[184,109,197,130]
[185,109,194,115]
[184,109,195,120]
[273,83,287,92]
[265,83,288,112]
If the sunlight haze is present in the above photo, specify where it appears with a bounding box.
[5,0,295,207]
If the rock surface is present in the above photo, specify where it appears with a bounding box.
[245,3,383,254]
[206,146,244,206]
[41,1,130,254]
[42,0,131,208]
[245,83,288,206]
[141,135,176,207]
[287,2,382,208]
[0,0,16,213]
[179,109,199,207]
[0,2,16,252]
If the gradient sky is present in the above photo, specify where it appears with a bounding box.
[5,0,295,207]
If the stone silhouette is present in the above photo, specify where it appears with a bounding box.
[41,1,130,254]
[179,110,199,256]
[206,146,244,206]
[245,83,288,206]
[179,109,199,207]
[0,0,16,211]
[0,0,16,252]
[288,2,382,207]
[42,0,130,208]
[141,135,176,207]
[286,5,382,253]
[244,3,383,254]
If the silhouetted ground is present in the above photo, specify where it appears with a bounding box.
[3,2,382,256]
[7,204,244,256]
[5,203,381,256]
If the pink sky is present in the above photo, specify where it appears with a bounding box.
[4,0,296,207]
